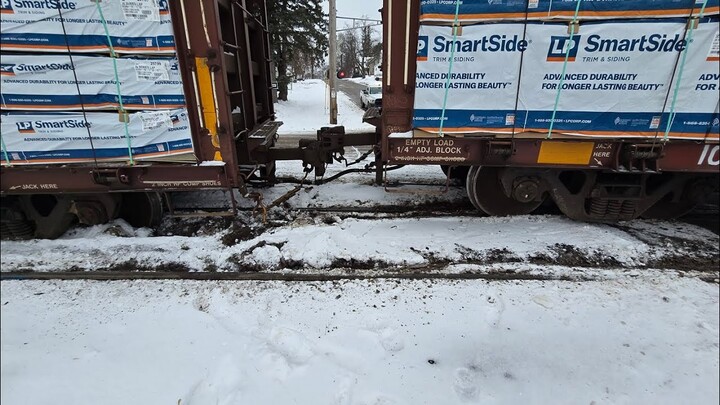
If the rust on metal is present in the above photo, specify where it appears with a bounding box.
[380,0,420,156]
[0,165,230,194]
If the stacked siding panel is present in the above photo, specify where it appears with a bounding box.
[0,0,193,165]
[413,1,720,140]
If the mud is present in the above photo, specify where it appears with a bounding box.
[529,244,622,268]
[221,222,261,246]
[157,216,234,237]
[647,255,719,273]
[331,257,390,270]
[104,259,192,273]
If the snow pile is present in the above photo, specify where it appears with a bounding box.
[347,75,382,86]
[274,79,375,135]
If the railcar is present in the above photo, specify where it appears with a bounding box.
[1,0,717,239]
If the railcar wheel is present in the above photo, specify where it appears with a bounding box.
[120,192,164,228]
[18,195,76,239]
[465,166,483,212]
[470,167,544,216]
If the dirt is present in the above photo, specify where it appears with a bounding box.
[646,255,719,273]
[104,259,192,273]
[221,221,263,246]
[481,248,523,264]
[529,244,622,268]
[156,216,234,237]
[330,257,390,270]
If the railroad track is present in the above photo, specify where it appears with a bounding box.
[2,267,717,283]
[0,270,578,282]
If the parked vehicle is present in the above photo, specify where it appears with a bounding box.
[360,84,382,109]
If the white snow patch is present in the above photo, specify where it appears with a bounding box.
[274,79,374,135]
[1,278,718,404]
[348,76,382,86]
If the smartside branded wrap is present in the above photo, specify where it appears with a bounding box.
[413,19,720,140]
[419,0,720,23]
[1,109,194,164]
[0,0,175,54]
[0,54,185,110]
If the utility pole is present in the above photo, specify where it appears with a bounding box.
[328,0,338,124]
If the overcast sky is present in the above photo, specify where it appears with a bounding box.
[323,0,383,24]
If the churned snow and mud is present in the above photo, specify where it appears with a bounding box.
[2,78,719,404]
[1,160,717,275]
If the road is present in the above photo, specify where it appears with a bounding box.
[337,78,364,108]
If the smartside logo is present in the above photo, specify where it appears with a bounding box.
[16,121,35,134]
[547,35,581,62]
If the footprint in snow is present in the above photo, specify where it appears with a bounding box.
[363,321,405,354]
[378,328,405,353]
[268,326,314,365]
[334,377,356,405]
[182,356,245,405]
[453,367,481,401]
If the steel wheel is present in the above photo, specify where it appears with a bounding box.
[120,192,164,228]
[470,167,544,216]
[466,166,483,212]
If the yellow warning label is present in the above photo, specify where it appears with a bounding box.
[537,141,594,165]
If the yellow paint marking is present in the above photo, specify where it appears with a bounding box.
[195,57,223,160]
[537,141,594,165]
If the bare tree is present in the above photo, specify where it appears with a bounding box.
[337,18,382,77]
[338,28,359,75]
[291,50,322,79]
[359,23,374,76]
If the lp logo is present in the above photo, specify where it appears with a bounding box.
[16,121,35,133]
[547,36,581,62]
[1,0,14,12]
[417,36,429,61]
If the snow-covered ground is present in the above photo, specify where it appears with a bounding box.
[348,75,382,87]
[2,84,719,404]
[2,277,719,405]
[274,79,375,135]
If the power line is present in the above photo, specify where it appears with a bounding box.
[337,23,382,33]
[336,16,381,23]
